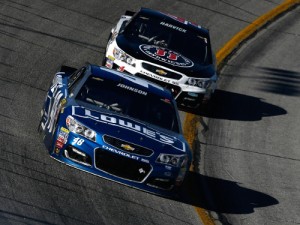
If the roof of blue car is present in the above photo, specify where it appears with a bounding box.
[90,65,173,99]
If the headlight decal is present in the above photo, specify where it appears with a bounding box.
[66,116,96,142]
[156,153,186,167]
[113,47,136,67]
[187,77,212,88]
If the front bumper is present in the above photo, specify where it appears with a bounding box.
[48,126,187,197]
[103,56,216,108]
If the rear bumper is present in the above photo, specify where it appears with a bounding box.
[104,57,216,108]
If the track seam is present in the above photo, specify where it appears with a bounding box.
[182,0,300,225]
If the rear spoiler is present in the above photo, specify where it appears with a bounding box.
[125,10,136,16]
[60,65,77,76]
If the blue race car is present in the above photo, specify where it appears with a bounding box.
[38,64,192,196]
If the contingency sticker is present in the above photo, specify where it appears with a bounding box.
[57,127,69,144]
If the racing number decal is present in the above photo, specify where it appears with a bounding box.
[72,137,84,146]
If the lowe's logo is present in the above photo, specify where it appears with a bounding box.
[71,106,184,150]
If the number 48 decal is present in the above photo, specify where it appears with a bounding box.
[72,137,84,146]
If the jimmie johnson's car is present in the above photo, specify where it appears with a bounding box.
[38,64,192,196]
[103,8,218,108]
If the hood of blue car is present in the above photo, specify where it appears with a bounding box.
[65,105,187,154]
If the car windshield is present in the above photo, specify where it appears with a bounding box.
[75,75,180,133]
[122,13,210,64]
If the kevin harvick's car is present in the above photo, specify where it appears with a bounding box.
[38,64,192,196]
[103,8,218,108]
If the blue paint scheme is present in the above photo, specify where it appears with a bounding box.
[39,64,192,196]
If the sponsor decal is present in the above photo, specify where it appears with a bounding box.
[155,69,168,76]
[139,168,146,174]
[60,127,69,133]
[141,158,149,163]
[105,56,115,69]
[45,90,63,133]
[160,21,187,33]
[57,127,69,144]
[165,13,201,28]
[108,55,115,61]
[116,83,147,96]
[57,135,65,144]
[60,98,67,106]
[44,74,66,133]
[102,145,140,161]
[139,45,194,68]
[106,62,113,68]
[140,70,179,85]
[71,106,186,152]
[164,13,188,24]
[54,147,60,154]
[55,140,64,149]
[161,98,171,104]
[117,66,125,72]
[121,144,135,151]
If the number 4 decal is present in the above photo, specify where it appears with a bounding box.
[72,137,84,146]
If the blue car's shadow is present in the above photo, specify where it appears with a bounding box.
[175,172,278,214]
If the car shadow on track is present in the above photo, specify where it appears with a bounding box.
[177,172,279,214]
[180,89,287,121]
[256,67,300,97]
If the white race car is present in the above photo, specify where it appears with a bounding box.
[103,8,218,108]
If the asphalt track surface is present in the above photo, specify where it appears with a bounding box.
[202,5,300,225]
[0,0,299,225]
